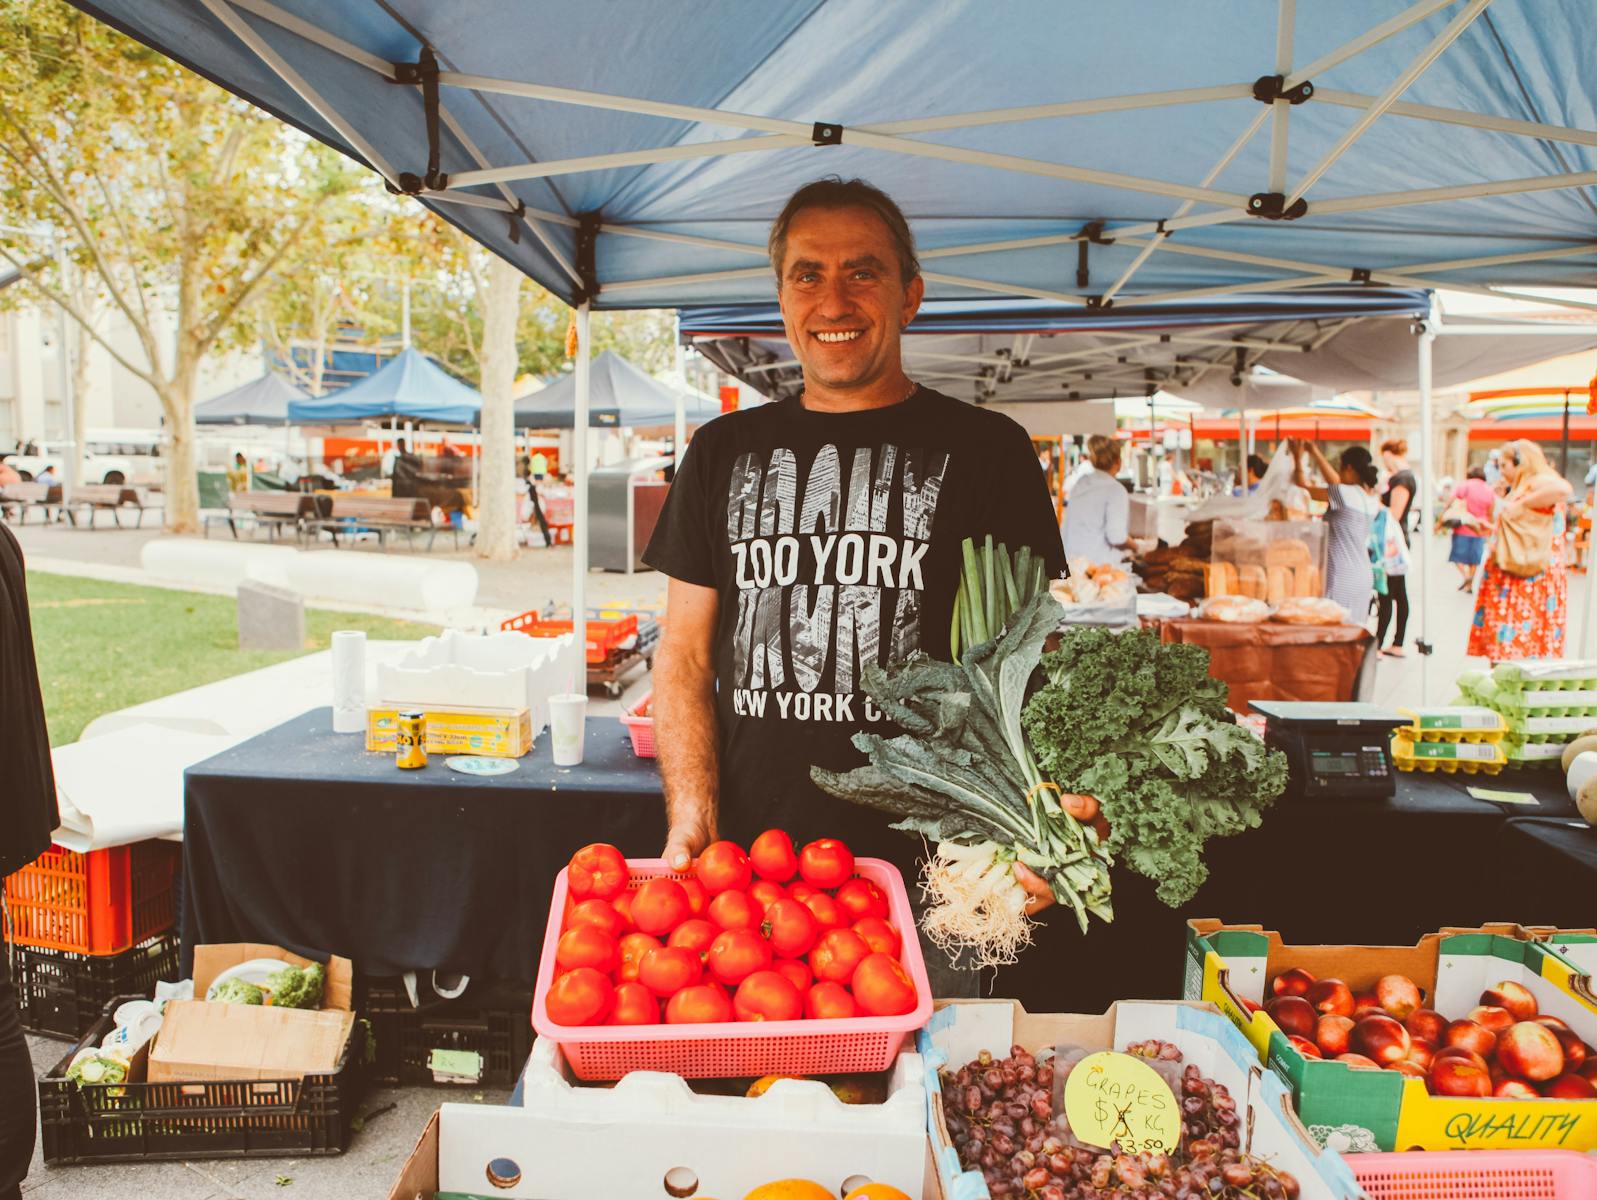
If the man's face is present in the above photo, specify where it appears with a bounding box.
[776,204,924,394]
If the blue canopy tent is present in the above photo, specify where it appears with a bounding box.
[194,372,306,426]
[286,346,481,426]
[72,0,1597,687]
[506,350,720,430]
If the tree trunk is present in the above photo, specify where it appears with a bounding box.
[474,254,522,561]
[160,361,201,534]
[70,284,94,488]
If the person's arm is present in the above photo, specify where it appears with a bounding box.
[1303,441,1340,489]
[1505,473,1574,515]
[1287,439,1327,501]
[655,578,720,870]
[1106,485,1130,550]
[1388,483,1411,518]
[985,420,1069,577]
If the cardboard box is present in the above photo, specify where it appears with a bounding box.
[366,705,532,758]
[388,1104,946,1200]
[148,944,355,1084]
[919,999,1362,1200]
[1184,920,1597,1152]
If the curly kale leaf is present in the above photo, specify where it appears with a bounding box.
[266,962,326,1010]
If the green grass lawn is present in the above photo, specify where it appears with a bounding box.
[26,571,439,745]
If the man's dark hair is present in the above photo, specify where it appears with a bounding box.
[1468,465,1486,480]
[1246,454,1268,479]
[769,177,919,287]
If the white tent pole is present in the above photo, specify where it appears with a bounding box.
[673,316,687,465]
[1417,317,1436,704]
[1284,0,1459,88]
[1284,0,1491,209]
[1268,0,1295,194]
[602,266,771,293]
[921,272,1092,306]
[227,0,393,74]
[573,301,591,683]
[1316,169,1597,215]
[449,135,809,190]
[1312,88,1597,150]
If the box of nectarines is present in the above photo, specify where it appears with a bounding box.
[1183,920,1597,1153]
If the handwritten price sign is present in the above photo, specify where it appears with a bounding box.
[1063,1051,1181,1155]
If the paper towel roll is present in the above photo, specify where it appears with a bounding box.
[332,630,367,733]
[1568,750,1597,804]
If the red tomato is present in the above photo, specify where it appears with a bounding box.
[694,841,753,895]
[852,917,902,958]
[786,881,819,905]
[810,928,871,985]
[801,892,846,932]
[665,984,734,1024]
[677,876,709,917]
[773,958,812,992]
[707,889,761,931]
[638,944,702,997]
[556,925,618,973]
[609,981,660,1026]
[617,932,660,983]
[834,877,888,922]
[749,829,799,883]
[631,877,691,936]
[798,838,855,889]
[611,889,636,930]
[706,928,773,986]
[749,879,787,913]
[546,967,614,1026]
[761,897,819,959]
[566,898,626,940]
[733,970,804,1022]
[805,980,857,1020]
[567,844,628,901]
[667,918,719,961]
[851,952,918,1016]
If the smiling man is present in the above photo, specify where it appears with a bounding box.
[644,177,1066,883]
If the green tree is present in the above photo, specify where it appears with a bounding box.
[0,2,360,530]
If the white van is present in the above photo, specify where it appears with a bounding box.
[4,429,162,484]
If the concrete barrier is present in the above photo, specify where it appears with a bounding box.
[285,549,479,613]
[141,537,296,590]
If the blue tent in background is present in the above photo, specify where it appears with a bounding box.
[194,373,306,426]
[286,347,481,425]
[507,351,719,430]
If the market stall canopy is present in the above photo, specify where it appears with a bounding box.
[505,350,718,430]
[194,372,306,426]
[68,2,1597,311]
[286,346,481,425]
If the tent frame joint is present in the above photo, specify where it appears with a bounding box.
[1084,295,1112,310]
[390,48,448,193]
[574,212,602,303]
[1252,74,1314,105]
[1247,191,1308,220]
[811,121,843,146]
[507,199,526,244]
[1349,267,1372,284]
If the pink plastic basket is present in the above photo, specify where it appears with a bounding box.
[1349,1150,1597,1199]
[619,694,655,758]
[532,857,934,1081]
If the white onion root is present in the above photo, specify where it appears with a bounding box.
[918,841,1036,971]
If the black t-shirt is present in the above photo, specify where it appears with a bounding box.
[643,386,1066,858]
[1384,468,1418,536]
[1,524,58,876]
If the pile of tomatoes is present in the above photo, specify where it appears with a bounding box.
[544,833,920,1028]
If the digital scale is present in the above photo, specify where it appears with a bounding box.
[1249,701,1412,800]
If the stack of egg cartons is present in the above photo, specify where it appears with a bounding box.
[1456,660,1597,769]
[1391,706,1507,774]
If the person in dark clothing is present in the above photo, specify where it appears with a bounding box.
[1,524,58,1200]
[1381,438,1418,536]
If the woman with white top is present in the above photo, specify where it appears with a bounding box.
[1291,439,1381,622]
[1062,434,1130,564]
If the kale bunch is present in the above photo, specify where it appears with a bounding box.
[266,962,326,1010]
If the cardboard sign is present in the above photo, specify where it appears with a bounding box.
[1062,1051,1180,1155]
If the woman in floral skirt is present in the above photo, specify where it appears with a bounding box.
[1468,440,1573,662]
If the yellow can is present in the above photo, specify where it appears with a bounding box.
[396,710,427,769]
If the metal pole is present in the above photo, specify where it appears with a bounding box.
[1417,322,1436,703]
[573,301,591,684]
[401,279,412,348]
[1561,389,1571,477]
[673,317,687,468]
[55,242,77,494]
[1238,405,1247,488]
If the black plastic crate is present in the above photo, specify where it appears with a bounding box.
[364,977,532,1087]
[12,933,179,1040]
[39,994,367,1164]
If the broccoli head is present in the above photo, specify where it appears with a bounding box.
[210,978,264,1005]
[266,962,325,1010]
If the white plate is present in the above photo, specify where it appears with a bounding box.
[205,957,294,1001]
[446,756,519,777]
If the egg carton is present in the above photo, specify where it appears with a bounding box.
[1504,742,1566,769]
[1391,735,1505,775]
[1397,706,1506,743]
[1491,659,1597,693]
[1503,714,1597,741]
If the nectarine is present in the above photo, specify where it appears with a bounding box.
[1430,1054,1492,1097]
[1443,1019,1497,1059]
[1404,1008,1448,1047]
[1270,967,1315,998]
[1496,1021,1565,1082]
[1315,1014,1355,1057]
[1374,974,1422,1021]
[1479,980,1538,1022]
[1542,1073,1597,1100]
[1266,994,1317,1040]
[1305,978,1355,1018]
[1351,1014,1411,1066]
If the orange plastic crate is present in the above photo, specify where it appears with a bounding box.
[3,841,180,956]
[500,610,638,664]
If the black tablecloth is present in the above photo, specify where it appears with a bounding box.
[1501,815,1597,926]
[993,769,1583,1013]
[181,707,666,981]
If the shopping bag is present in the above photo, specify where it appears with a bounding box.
[1494,504,1554,577]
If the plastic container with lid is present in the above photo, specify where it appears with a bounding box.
[1391,734,1505,774]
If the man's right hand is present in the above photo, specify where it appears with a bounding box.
[662,815,713,872]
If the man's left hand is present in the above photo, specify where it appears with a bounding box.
[1012,861,1055,916]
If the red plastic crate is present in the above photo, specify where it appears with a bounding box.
[3,841,180,956]
[531,858,934,1081]
[1349,1150,1597,1198]
[620,692,655,757]
[500,610,638,664]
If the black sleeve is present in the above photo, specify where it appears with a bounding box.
[642,429,717,587]
[0,525,58,875]
[982,419,1068,580]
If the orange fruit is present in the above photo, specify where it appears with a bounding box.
[844,1186,912,1200]
[742,1183,833,1200]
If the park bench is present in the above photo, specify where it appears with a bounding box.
[0,481,64,524]
[314,494,454,551]
[63,484,161,528]
[203,491,321,542]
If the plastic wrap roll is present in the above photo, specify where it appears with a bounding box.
[331,630,367,733]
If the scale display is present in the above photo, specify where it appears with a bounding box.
[1250,701,1411,800]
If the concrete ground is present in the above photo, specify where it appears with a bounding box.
[11,521,1593,1197]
